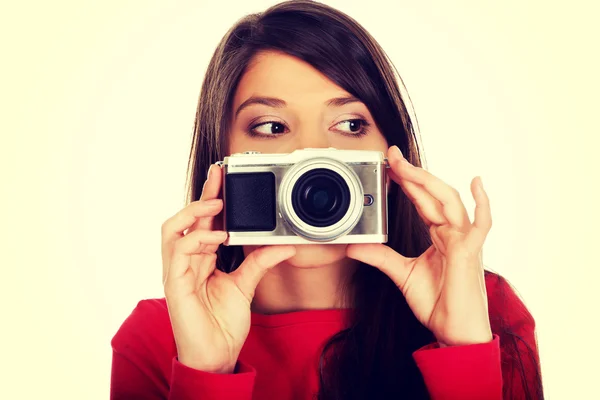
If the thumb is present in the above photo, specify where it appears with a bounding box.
[230,245,296,301]
[346,243,412,289]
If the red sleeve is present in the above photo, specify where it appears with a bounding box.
[413,335,502,399]
[412,273,543,400]
[110,299,257,400]
[169,358,256,400]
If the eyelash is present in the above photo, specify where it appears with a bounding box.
[246,118,371,139]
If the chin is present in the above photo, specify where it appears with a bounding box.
[243,244,349,269]
[288,244,349,268]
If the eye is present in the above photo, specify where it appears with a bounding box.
[332,119,370,136]
[248,121,289,136]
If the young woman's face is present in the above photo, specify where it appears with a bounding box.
[228,50,388,268]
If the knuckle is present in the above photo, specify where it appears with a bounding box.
[477,192,490,205]
[250,248,269,269]
[193,198,206,208]
[485,218,493,231]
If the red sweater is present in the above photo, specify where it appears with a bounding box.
[110,274,541,399]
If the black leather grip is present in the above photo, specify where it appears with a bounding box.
[225,172,276,232]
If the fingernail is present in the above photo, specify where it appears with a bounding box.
[478,176,484,189]
[207,165,214,180]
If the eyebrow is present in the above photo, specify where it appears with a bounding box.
[234,95,362,118]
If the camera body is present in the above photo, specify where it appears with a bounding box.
[218,148,388,245]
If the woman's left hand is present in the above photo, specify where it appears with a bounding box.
[346,145,493,347]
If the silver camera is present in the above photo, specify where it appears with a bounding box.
[217,148,388,245]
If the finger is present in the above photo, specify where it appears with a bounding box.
[389,168,446,226]
[388,146,470,230]
[466,176,492,248]
[186,163,222,235]
[230,246,296,302]
[161,199,223,242]
[188,165,224,257]
[196,164,224,232]
[166,230,228,284]
[346,243,412,291]
[161,200,223,276]
[188,167,225,265]
[200,163,223,200]
[198,244,220,255]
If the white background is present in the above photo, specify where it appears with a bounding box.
[2,0,599,398]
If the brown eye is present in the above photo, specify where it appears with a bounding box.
[346,120,363,132]
[249,121,288,136]
[333,119,370,136]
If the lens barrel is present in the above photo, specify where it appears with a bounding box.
[279,156,364,242]
[291,168,350,227]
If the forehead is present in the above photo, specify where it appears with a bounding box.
[233,51,348,105]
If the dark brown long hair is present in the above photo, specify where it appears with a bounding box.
[184,1,543,398]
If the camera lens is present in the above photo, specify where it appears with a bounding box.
[291,168,350,227]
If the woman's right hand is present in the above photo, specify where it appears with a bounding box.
[161,163,296,374]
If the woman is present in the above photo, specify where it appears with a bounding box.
[110,1,543,399]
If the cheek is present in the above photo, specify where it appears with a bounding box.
[227,130,248,155]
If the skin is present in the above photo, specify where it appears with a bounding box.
[161,50,493,374]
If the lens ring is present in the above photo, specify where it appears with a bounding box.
[291,169,350,227]
[278,157,364,242]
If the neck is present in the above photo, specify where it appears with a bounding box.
[250,252,359,315]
